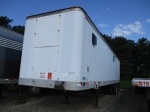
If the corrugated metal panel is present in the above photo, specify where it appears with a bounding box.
[0,37,22,51]
[0,26,23,79]
[0,46,22,78]
[0,26,23,43]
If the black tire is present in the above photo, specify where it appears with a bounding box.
[109,85,113,95]
[115,83,120,94]
[112,84,118,95]
[117,83,120,93]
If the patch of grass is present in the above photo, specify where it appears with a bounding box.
[2,84,18,91]
[120,81,133,89]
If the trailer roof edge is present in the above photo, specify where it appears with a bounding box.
[26,6,120,61]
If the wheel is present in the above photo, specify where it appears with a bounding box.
[109,84,118,95]
[117,83,120,93]
[115,83,120,94]
[109,85,113,95]
[112,84,118,95]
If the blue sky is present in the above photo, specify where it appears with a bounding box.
[0,0,150,41]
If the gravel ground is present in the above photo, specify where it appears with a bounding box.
[0,89,147,112]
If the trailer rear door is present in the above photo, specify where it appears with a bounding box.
[31,15,60,79]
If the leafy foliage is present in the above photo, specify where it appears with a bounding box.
[0,16,25,34]
[12,25,25,34]
[0,16,13,29]
[103,34,150,80]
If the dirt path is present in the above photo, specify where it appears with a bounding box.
[0,89,147,112]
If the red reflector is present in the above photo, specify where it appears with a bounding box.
[69,8,75,10]
[48,72,52,79]
[9,78,14,80]
[134,84,139,86]
[27,16,32,18]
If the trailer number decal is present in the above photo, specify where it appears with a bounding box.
[139,81,149,87]
[48,72,52,79]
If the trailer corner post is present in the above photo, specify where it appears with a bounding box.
[93,89,100,108]
[63,90,70,104]
[146,88,150,111]
[16,85,26,104]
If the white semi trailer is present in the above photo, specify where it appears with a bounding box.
[19,7,120,106]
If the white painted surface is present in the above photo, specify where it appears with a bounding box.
[19,8,120,90]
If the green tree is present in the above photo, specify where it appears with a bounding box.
[102,34,112,47]
[0,16,25,34]
[103,34,135,80]
[112,36,134,80]
[0,16,13,29]
[132,37,150,78]
[103,34,150,80]
[12,25,25,34]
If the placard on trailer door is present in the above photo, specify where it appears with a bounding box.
[31,15,60,79]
